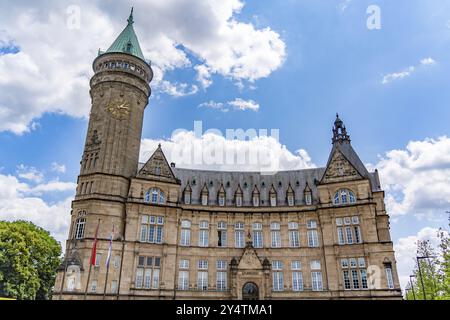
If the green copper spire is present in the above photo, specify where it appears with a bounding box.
[104,7,145,61]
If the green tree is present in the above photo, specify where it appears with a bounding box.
[0,220,61,300]
[437,217,450,299]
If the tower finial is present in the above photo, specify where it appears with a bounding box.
[127,7,134,25]
[332,113,350,144]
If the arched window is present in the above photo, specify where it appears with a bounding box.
[333,189,356,205]
[144,188,165,204]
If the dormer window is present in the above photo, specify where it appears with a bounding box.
[270,195,276,207]
[287,195,294,206]
[218,195,225,206]
[236,195,242,207]
[202,194,208,206]
[305,193,312,205]
[218,184,226,207]
[334,189,356,205]
[201,184,209,206]
[253,195,260,207]
[184,193,191,205]
[304,183,312,206]
[269,184,277,207]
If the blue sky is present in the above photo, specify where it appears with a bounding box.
[1,0,450,291]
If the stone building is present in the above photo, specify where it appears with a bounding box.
[53,10,402,300]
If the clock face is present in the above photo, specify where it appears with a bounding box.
[106,99,130,120]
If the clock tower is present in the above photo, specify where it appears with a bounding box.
[66,8,152,273]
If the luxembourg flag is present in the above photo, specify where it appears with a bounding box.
[105,225,114,268]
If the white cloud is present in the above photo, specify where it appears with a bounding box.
[158,80,199,97]
[228,98,259,111]
[420,57,436,65]
[367,136,450,221]
[382,66,415,84]
[0,0,286,134]
[394,227,446,291]
[194,64,213,89]
[338,0,352,12]
[0,173,75,250]
[198,100,227,112]
[51,162,66,174]
[199,98,259,112]
[140,130,315,172]
[382,57,436,84]
[16,164,44,183]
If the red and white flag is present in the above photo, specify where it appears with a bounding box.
[90,220,100,266]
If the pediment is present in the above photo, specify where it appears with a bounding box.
[321,149,362,184]
[137,145,179,184]
[237,248,263,270]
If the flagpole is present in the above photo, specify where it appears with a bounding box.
[84,219,100,300]
[103,226,114,300]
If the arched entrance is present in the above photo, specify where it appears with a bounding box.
[242,282,259,300]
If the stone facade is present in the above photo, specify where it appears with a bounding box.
[53,12,402,300]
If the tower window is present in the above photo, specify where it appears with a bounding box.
[74,218,86,239]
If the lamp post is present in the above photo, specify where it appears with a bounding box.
[409,275,416,300]
[416,255,437,300]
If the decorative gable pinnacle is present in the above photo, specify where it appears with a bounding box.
[332,113,351,144]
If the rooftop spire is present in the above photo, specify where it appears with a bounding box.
[127,7,134,25]
[332,113,351,144]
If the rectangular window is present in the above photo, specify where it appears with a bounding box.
[216,272,227,291]
[236,196,242,207]
[235,230,245,248]
[90,280,97,293]
[307,220,317,229]
[344,217,351,225]
[135,268,143,288]
[310,260,321,270]
[272,272,284,291]
[343,270,351,290]
[152,269,160,289]
[271,231,281,248]
[180,229,191,246]
[199,230,209,247]
[75,218,85,239]
[292,272,304,291]
[217,260,227,270]
[360,269,368,289]
[178,271,189,290]
[345,226,353,244]
[311,272,323,291]
[291,261,302,270]
[95,253,101,267]
[336,218,343,226]
[337,227,345,245]
[354,226,362,244]
[351,216,359,224]
[184,193,191,204]
[179,259,189,269]
[111,280,118,293]
[144,269,152,289]
[358,258,366,268]
[308,230,319,247]
[289,230,300,247]
[113,255,120,269]
[197,271,208,290]
[349,258,357,268]
[386,266,394,289]
[218,230,227,247]
[198,260,208,270]
[141,215,164,244]
[351,269,360,289]
[341,259,349,268]
[253,230,263,248]
[272,261,283,270]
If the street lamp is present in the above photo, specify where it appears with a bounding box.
[409,275,416,300]
[416,255,437,300]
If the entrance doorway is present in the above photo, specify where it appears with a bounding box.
[242,282,259,300]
